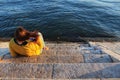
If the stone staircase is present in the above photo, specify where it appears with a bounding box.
[0,42,120,79]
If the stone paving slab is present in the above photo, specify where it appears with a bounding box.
[0,78,101,80]
[0,42,120,79]
[42,50,57,56]
[0,44,84,63]
[78,44,90,47]
[0,42,9,48]
[79,46,104,54]
[49,46,79,51]
[0,42,116,63]
[42,49,82,56]
[0,63,120,79]
[46,43,80,48]
[102,78,120,80]
[1,54,84,63]
[90,42,120,61]
[0,48,9,60]
[0,78,119,80]
[0,63,53,78]
[84,54,113,63]
[58,55,84,63]
[56,50,82,56]
[93,42,120,55]
[89,42,120,55]
[81,49,103,54]
[0,55,57,63]
[53,63,120,79]
[40,42,80,45]
[102,49,120,61]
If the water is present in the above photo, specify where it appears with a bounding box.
[0,0,120,41]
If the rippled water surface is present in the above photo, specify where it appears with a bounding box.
[0,0,120,41]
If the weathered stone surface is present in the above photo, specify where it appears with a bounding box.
[0,63,53,78]
[0,48,9,60]
[53,63,120,79]
[0,78,119,80]
[0,63,120,79]
[101,64,120,78]
[84,54,113,63]
[102,78,120,80]
[0,42,118,63]
[46,42,80,47]
[0,44,83,63]
[79,44,90,47]
[80,46,95,50]
[0,78,101,80]
[42,50,57,56]
[90,42,120,56]
[90,49,103,54]
[80,46,104,54]
[50,46,79,51]
[0,42,9,48]
[0,42,120,79]
[1,53,12,60]
[1,55,58,63]
[47,43,89,51]
[58,55,84,63]
[37,56,58,63]
[111,57,120,62]
[56,49,82,56]
[2,55,83,63]
[0,48,9,54]
[97,42,120,55]
[102,49,120,61]
[90,42,120,62]
[1,56,38,63]
[77,78,100,80]
[81,49,103,54]
[1,41,120,64]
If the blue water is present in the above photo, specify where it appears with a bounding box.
[0,0,120,41]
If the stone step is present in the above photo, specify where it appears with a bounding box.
[0,44,106,56]
[83,54,113,63]
[0,50,113,63]
[0,49,115,63]
[0,63,120,79]
[49,45,105,55]
[53,63,120,79]
[47,43,89,50]
[1,53,84,63]
[89,42,120,55]
[89,42,120,62]
[0,42,118,63]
